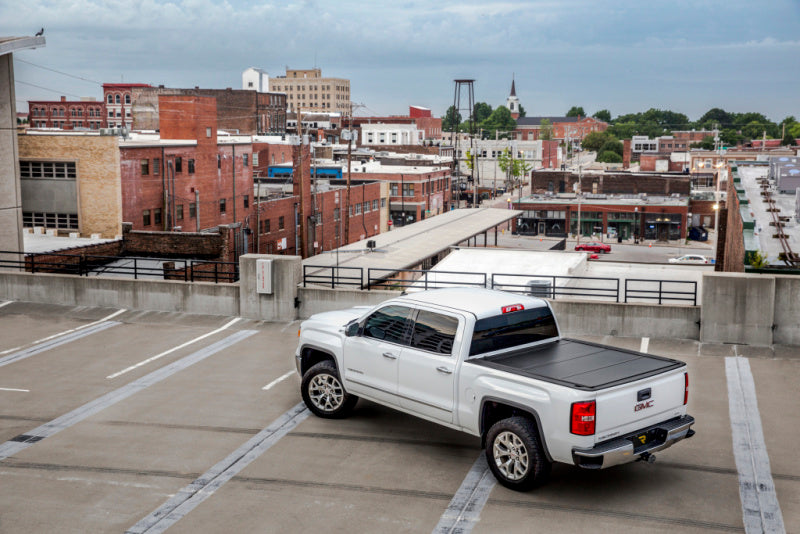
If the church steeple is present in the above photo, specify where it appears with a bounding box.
[506,75,520,120]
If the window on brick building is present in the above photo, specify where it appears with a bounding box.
[219,199,226,214]
[403,183,414,197]
[153,158,160,175]
[107,94,113,104]
[189,202,196,218]
[333,208,340,221]
[140,159,149,176]
[188,159,195,174]
[125,94,131,104]
[206,127,212,138]
[115,95,120,104]
[217,155,221,169]
[176,205,183,221]
[154,208,162,226]
[142,210,151,227]
[373,199,378,211]
[391,184,398,196]
[243,154,249,167]
[278,216,285,230]
[175,157,182,173]
[244,195,249,209]
[263,219,271,233]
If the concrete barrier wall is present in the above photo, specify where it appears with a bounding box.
[549,300,701,340]
[298,286,400,318]
[700,273,775,346]
[773,275,800,345]
[238,254,301,322]
[0,271,239,316]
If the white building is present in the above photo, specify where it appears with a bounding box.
[242,67,269,93]
[360,123,424,146]
[447,138,552,189]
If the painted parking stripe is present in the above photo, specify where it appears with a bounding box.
[0,387,30,393]
[0,308,125,356]
[261,370,295,391]
[126,403,309,534]
[0,321,121,368]
[432,455,496,534]
[107,317,242,379]
[0,330,257,461]
[0,301,12,309]
[725,356,785,533]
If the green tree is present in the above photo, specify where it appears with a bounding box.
[599,139,623,156]
[539,118,553,140]
[783,130,797,147]
[518,104,526,118]
[690,136,716,150]
[581,131,612,152]
[472,102,493,123]
[596,151,622,163]
[443,106,462,131]
[498,148,532,188]
[698,108,732,129]
[593,109,611,123]
[480,106,517,138]
[566,106,586,118]
[607,121,637,139]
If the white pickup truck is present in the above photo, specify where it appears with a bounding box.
[294,288,695,490]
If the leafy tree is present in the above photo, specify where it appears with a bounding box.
[720,128,743,147]
[566,106,586,118]
[690,136,716,150]
[498,148,532,188]
[596,151,622,163]
[443,106,462,132]
[698,108,732,129]
[518,104,526,118]
[472,102,493,123]
[581,131,612,152]
[480,106,517,138]
[789,122,800,138]
[607,121,637,139]
[593,109,611,123]
[783,130,797,147]
[539,118,553,140]
[599,139,623,156]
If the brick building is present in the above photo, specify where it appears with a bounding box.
[351,106,444,143]
[131,86,286,135]
[119,96,253,240]
[269,68,350,114]
[529,170,691,197]
[514,116,608,142]
[103,83,151,129]
[27,96,106,130]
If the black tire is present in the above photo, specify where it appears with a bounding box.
[301,361,358,418]
[485,416,551,491]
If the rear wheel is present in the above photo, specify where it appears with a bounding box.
[485,416,551,491]
[301,361,358,418]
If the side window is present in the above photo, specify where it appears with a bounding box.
[362,305,412,345]
[410,311,458,355]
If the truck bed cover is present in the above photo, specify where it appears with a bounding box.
[468,338,684,391]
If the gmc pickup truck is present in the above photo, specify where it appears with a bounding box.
[294,288,695,490]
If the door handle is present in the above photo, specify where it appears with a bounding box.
[436,366,453,374]
[382,352,398,360]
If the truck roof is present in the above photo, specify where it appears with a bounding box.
[398,288,548,320]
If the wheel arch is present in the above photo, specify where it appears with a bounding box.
[299,344,337,376]
[479,396,552,462]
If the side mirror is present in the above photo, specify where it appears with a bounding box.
[345,321,360,337]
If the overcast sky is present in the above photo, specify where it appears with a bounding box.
[3,0,799,122]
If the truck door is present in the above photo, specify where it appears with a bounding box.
[342,305,412,406]
[398,309,460,424]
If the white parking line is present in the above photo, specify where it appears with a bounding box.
[639,337,650,353]
[126,403,309,534]
[0,308,126,356]
[0,330,257,461]
[0,301,13,309]
[0,321,121,368]
[432,455,496,534]
[261,370,295,391]
[725,356,785,533]
[106,318,241,379]
[0,387,29,393]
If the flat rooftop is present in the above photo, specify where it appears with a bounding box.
[23,231,118,254]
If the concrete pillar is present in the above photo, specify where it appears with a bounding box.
[773,275,800,346]
[0,53,24,265]
[700,272,775,346]
[238,254,301,321]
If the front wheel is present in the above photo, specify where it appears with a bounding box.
[301,361,358,418]
[485,416,551,491]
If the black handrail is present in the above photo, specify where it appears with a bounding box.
[367,268,487,291]
[624,279,698,306]
[491,273,621,302]
[303,265,364,289]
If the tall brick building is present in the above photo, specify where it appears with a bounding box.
[27,96,106,130]
[103,83,152,129]
[269,68,350,114]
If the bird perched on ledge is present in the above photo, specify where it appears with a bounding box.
[35,28,44,36]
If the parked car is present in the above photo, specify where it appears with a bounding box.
[688,226,708,241]
[575,242,611,253]
[668,255,712,264]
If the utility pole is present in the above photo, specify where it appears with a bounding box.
[297,109,306,258]
[344,102,353,244]
[576,164,583,246]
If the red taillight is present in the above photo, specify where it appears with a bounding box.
[684,372,689,405]
[571,401,596,436]
[501,304,524,314]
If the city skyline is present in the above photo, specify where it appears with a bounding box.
[3,0,799,122]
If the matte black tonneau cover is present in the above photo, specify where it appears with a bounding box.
[467,338,685,391]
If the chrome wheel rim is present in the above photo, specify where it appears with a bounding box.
[308,373,344,412]
[493,431,529,481]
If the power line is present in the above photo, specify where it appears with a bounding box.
[15,58,103,85]
[16,80,83,99]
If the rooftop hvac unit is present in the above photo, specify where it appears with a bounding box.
[526,279,552,298]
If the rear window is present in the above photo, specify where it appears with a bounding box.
[469,306,558,356]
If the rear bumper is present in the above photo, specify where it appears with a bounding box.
[572,415,695,469]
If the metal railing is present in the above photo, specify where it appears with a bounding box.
[303,265,364,289]
[300,265,698,305]
[367,268,487,291]
[491,273,621,302]
[0,251,238,283]
[624,279,698,306]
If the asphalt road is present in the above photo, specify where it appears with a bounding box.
[0,301,797,533]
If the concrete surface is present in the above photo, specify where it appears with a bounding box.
[0,301,797,533]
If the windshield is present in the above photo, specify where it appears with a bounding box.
[469,306,558,356]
